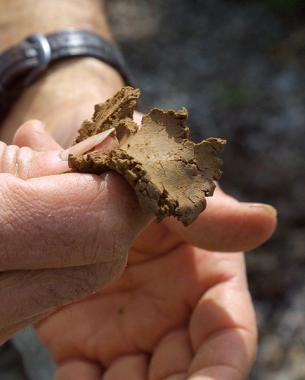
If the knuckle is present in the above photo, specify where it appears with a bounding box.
[15,146,34,179]
[0,144,18,175]
[0,144,36,196]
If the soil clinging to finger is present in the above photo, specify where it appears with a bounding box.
[69,87,225,225]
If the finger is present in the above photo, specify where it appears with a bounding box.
[189,367,244,380]
[104,354,148,380]
[55,360,103,380]
[0,172,151,271]
[134,111,143,126]
[163,186,277,252]
[13,120,117,157]
[61,127,116,160]
[188,253,256,380]
[149,328,192,380]
[1,129,118,179]
[13,120,61,151]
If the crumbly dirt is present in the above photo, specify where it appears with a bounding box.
[74,86,140,144]
[69,87,225,225]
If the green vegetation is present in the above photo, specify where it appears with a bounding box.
[217,83,254,111]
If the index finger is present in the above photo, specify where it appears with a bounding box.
[0,172,151,271]
[1,126,117,179]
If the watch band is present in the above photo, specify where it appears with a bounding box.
[0,29,132,122]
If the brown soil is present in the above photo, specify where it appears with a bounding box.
[69,87,225,225]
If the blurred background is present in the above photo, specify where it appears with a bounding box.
[106,1,305,379]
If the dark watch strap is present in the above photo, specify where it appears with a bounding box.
[0,29,132,122]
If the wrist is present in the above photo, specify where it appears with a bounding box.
[0,0,112,50]
[0,0,123,145]
[0,58,124,146]
[0,0,126,146]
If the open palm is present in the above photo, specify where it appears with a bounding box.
[36,191,275,380]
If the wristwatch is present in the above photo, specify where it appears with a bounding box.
[0,29,132,122]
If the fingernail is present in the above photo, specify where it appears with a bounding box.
[95,128,115,145]
[247,203,278,217]
[60,128,115,161]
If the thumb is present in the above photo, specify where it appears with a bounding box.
[1,120,117,179]
[13,120,62,151]
[163,186,277,252]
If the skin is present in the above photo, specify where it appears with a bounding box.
[0,119,276,380]
[0,1,277,379]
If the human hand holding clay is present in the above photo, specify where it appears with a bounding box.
[0,1,277,378]
[0,120,151,343]
[1,111,276,379]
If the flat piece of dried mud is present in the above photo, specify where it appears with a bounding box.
[69,87,225,225]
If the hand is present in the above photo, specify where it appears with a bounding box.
[0,121,150,343]
[0,3,274,379]
[10,123,276,380]
[36,201,275,380]
[2,61,276,379]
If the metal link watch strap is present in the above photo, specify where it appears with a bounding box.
[0,29,132,122]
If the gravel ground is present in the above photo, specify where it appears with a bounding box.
[106,1,305,378]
